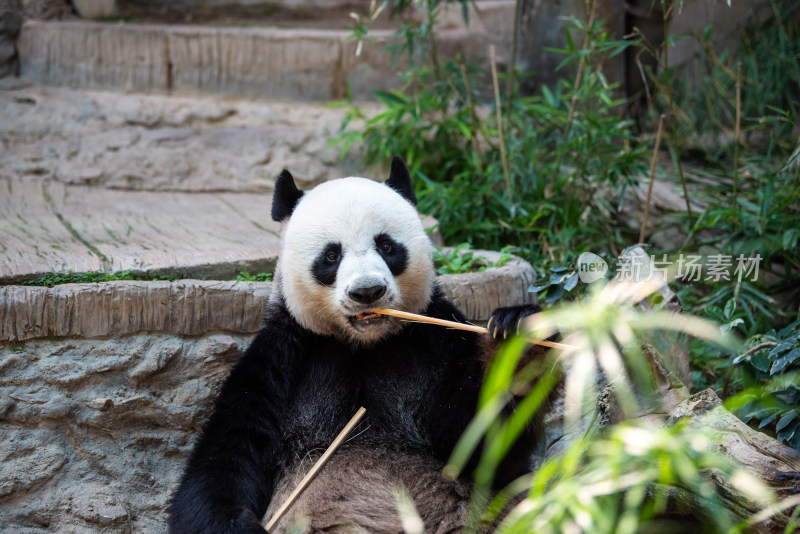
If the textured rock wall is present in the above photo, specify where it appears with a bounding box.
[0,85,361,193]
[0,281,272,341]
[0,0,22,78]
[20,21,170,92]
[20,0,74,20]
[0,333,249,533]
[166,27,346,100]
[17,20,399,101]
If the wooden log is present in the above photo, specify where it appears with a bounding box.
[668,389,800,531]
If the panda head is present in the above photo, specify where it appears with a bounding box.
[271,157,435,345]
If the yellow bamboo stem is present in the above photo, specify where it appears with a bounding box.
[368,308,579,351]
[489,44,512,199]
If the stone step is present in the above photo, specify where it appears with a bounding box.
[0,84,445,287]
[0,176,284,284]
[0,84,363,192]
[15,1,515,100]
[17,20,397,100]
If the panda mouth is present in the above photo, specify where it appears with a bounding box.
[349,311,387,329]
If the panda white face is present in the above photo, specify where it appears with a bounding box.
[274,165,434,345]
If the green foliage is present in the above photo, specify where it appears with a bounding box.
[647,0,800,449]
[348,0,471,68]
[235,270,273,282]
[734,319,800,449]
[432,244,513,275]
[528,265,581,305]
[338,15,647,267]
[650,0,800,162]
[338,4,800,529]
[687,297,800,449]
[484,424,750,533]
[677,169,800,333]
[650,0,800,327]
[445,287,793,532]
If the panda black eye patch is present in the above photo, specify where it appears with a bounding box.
[375,233,408,276]
[312,242,342,286]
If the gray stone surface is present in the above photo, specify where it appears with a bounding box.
[0,0,22,78]
[0,175,442,284]
[0,280,272,341]
[0,176,285,283]
[0,332,250,533]
[20,0,74,20]
[0,83,378,283]
[0,85,363,192]
[17,20,401,100]
[72,0,116,19]
[15,10,515,100]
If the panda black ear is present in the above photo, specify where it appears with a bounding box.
[272,170,304,222]
[385,156,417,207]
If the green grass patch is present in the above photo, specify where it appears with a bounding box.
[433,244,514,275]
[19,270,177,287]
[17,270,277,287]
[235,270,274,282]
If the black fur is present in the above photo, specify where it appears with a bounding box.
[311,242,342,286]
[374,232,408,276]
[168,289,540,534]
[487,304,542,339]
[385,156,417,206]
[271,170,304,222]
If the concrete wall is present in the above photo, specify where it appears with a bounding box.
[669,0,772,69]
[515,0,766,96]
[17,20,399,100]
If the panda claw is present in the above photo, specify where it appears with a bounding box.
[487,304,542,343]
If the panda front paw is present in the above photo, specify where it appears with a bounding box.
[486,304,541,340]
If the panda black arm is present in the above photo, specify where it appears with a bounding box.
[168,310,306,534]
[415,290,485,467]
[420,291,541,487]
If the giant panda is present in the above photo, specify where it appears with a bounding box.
[168,157,541,534]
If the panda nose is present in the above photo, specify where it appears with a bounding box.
[348,284,387,304]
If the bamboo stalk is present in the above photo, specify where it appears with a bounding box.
[551,0,598,185]
[262,407,367,532]
[639,114,666,244]
[506,0,522,117]
[661,2,694,232]
[368,308,579,351]
[460,63,484,173]
[490,44,512,199]
[733,61,742,215]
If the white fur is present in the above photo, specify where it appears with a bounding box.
[275,177,434,344]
